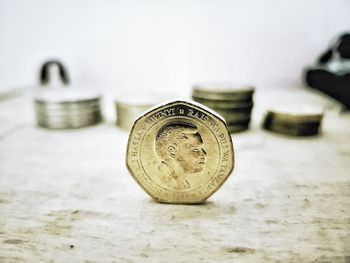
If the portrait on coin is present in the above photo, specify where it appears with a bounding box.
[154,121,207,189]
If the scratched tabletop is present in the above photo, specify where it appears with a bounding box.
[0,87,349,263]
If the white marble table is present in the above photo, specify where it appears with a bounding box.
[0,87,349,262]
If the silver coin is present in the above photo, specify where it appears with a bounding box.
[37,111,102,129]
[37,115,102,129]
[35,100,101,111]
[34,89,101,104]
[37,111,101,122]
[116,105,154,131]
[37,120,100,129]
[115,96,160,131]
[35,104,101,117]
[34,88,103,129]
[35,108,101,117]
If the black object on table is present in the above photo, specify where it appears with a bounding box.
[305,33,350,108]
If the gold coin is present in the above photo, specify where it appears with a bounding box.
[262,116,321,137]
[265,105,323,124]
[213,109,251,123]
[192,82,254,101]
[263,122,320,137]
[126,100,234,204]
[262,105,323,137]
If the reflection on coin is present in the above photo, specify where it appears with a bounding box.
[126,100,234,204]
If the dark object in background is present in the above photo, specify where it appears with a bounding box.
[305,33,350,108]
[40,60,70,85]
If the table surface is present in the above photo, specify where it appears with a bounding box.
[0,87,349,263]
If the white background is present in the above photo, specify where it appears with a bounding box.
[0,0,349,94]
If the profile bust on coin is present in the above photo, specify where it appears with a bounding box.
[126,100,234,204]
[155,122,207,190]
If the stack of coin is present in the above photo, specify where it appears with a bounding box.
[192,82,255,133]
[262,106,323,136]
[34,89,102,129]
[115,97,157,131]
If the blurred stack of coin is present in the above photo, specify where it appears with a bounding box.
[192,82,255,133]
[115,97,158,131]
[34,89,102,129]
[262,106,323,136]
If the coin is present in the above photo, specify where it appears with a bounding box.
[35,105,101,116]
[192,82,254,101]
[227,122,251,133]
[37,113,102,129]
[34,89,101,104]
[126,100,234,204]
[191,97,253,110]
[115,97,157,131]
[37,111,102,123]
[262,105,323,137]
[34,89,102,129]
[35,101,101,111]
[213,109,251,122]
[37,119,100,129]
[265,107,323,123]
[263,122,320,136]
[191,82,255,134]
